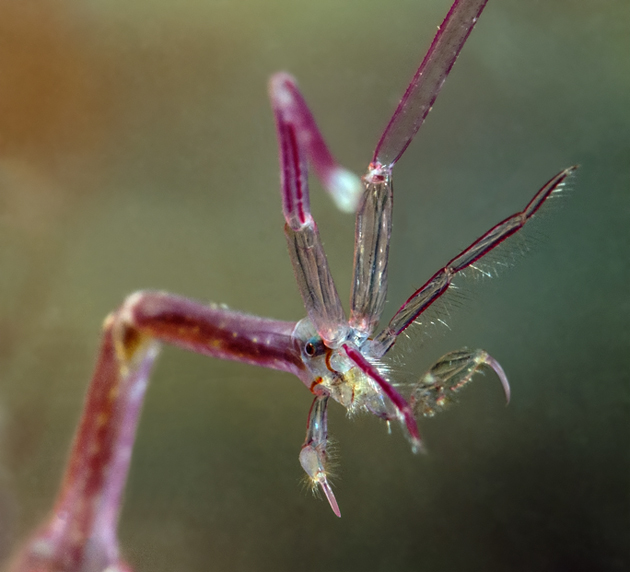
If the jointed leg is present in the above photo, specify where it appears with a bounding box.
[369,166,577,357]
[411,349,510,418]
[8,292,302,572]
[349,171,393,340]
[373,0,489,168]
[8,310,157,572]
[269,74,358,346]
[299,395,340,517]
[350,0,512,343]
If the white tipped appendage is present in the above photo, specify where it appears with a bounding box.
[326,167,363,213]
[299,444,341,517]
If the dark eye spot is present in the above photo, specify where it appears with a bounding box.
[305,342,316,356]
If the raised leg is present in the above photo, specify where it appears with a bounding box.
[368,166,577,357]
[268,73,362,213]
[349,171,393,340]
[349,0,489,341]
[410,348,510,418]
[269,74,354,346]
[8,292,302,572]
[373,0,489,170]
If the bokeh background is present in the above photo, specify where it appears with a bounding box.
[0,1,628,570]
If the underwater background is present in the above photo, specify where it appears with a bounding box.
[0,0,628,570]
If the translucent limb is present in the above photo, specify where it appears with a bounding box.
[349,172,393,340]
[125,291,303,376]
[410,348,510,417]
[269,73,363,213]
[369,166,577,357]
[285,223,349,347]
[354,0,490,341]
[8,292,304,572]
[342,344,423,453]
[270,75,349,346]
[8,313,158,572]
[373,0,489,168]
[299,395,341,517]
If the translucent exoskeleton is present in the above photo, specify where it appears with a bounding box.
[7,1,576,570]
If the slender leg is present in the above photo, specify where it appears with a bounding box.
[268,73,362,213]
[368,167,577,357]
[8,292,302,572]
[349,171,393,340]
[373,0,489,169]
[410,348,510,417]
[299,395,340,517]
[269,75,350,346]
[8,313,157,572]
[124,291,302,376]
[350,0,489,341]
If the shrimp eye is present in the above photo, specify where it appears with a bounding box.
[304,337,324,357]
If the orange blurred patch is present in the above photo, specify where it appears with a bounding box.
[0,1,111,165]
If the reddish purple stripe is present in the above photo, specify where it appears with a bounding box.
[287,124,306,226]
[525,168,571,217]
[373,0,488,165]
[130,292,304,376]
[394,271,450,335]
[343,344,422,448]
[388,167,575,339]
[280,121,294,219]
[285,77,336,179]
[452,219,519,271]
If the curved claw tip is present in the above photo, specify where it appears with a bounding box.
[320,480,341,517]
[484,353,511,405]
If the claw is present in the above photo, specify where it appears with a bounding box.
[482,351,511,405]
[299,444,341,517]
[411,348,511,417]
[319,479,341,518]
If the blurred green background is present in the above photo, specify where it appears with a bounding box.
[0,0,628,570]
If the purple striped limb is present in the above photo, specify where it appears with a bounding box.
[343,344,423,453]
[285,222,349,347]
[270,73,352,346]
[369,167,577,357]
[8,316,157,572]
[351,0,490,338]
[373,0,489,169]
[8,292,302,572]
[269,74,311,232]
[123,292,302,375]
[269,73,363,214]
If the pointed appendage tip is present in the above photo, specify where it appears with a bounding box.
[484,353,511,406]
[321,480,341,517]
